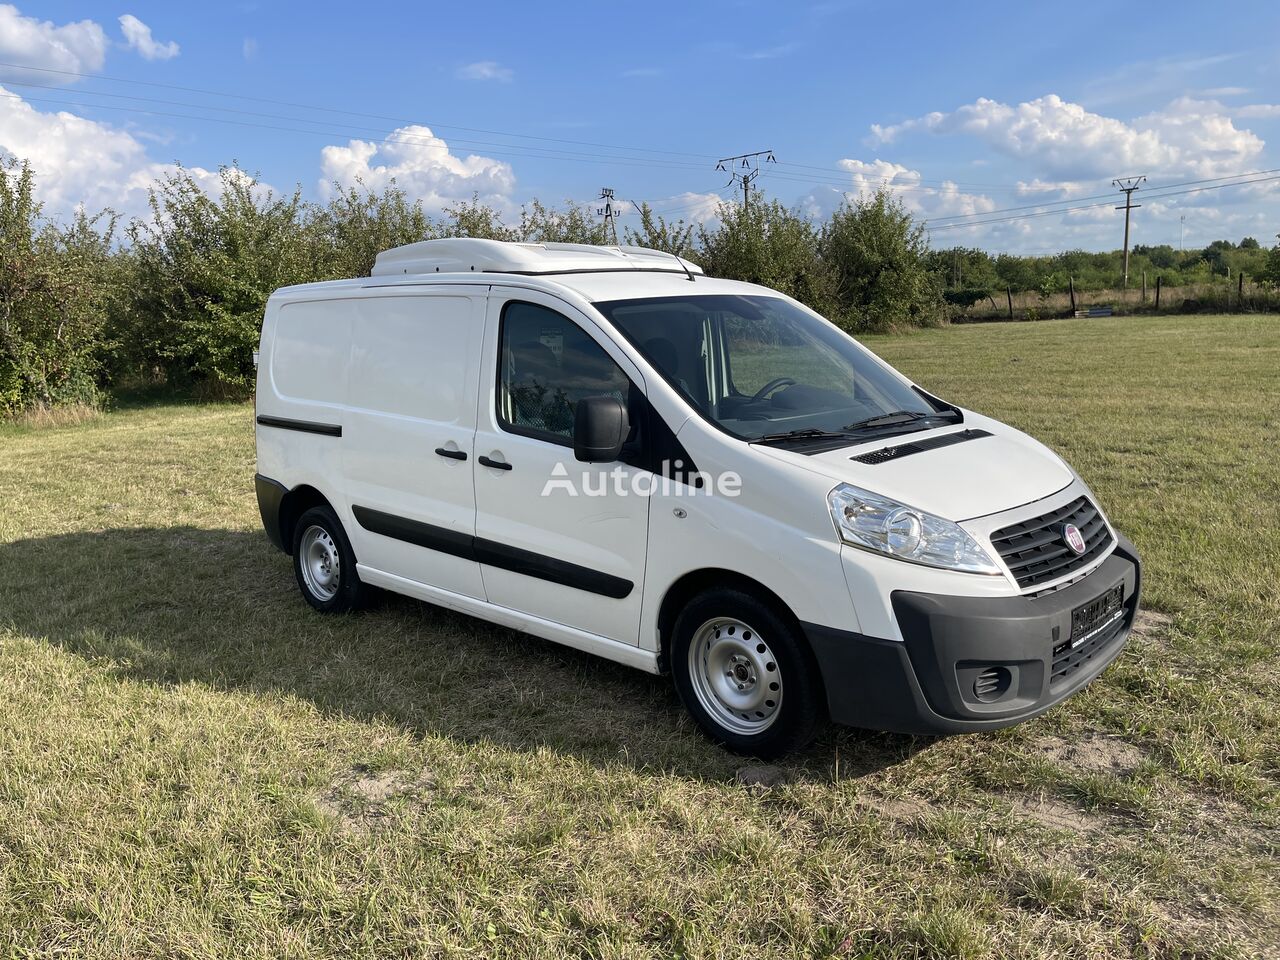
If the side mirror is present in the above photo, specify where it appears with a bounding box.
[573,396,630,463]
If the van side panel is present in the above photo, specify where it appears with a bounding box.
[341,291,487,600]
[255,298,353,533]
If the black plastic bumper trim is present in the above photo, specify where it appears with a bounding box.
[351,505,633,599]
[255,474,289,553]
[802,534,1142,735]
[256,415,342,437]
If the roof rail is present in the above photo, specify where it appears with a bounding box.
[370,238,703,278]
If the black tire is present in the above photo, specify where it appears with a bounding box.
[291,504,367,613]
[671,588,823,758]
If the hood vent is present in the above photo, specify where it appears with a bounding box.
[850,428,993,465]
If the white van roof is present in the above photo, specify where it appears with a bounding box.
[370,238,704,278]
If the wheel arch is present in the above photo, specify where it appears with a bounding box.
[656,568,812,674]
[277,484,336,555]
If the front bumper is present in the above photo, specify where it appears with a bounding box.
[804,534,1141,735]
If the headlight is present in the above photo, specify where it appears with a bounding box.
[828,483,1002,575]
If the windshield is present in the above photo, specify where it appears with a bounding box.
[594,294,952,443]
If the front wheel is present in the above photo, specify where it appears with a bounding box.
[671,589,823,758]
[292,505,367,613]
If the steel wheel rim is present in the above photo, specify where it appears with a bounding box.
[687,617,782,735]
[300,524,340,601]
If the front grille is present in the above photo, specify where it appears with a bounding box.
[1051,609,1127,686]
[990,496,1113,590]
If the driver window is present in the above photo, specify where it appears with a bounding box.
[498,301,633,444]
[722,308,853,396]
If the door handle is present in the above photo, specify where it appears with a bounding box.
[478,455,513,471]
[435,447,467,461]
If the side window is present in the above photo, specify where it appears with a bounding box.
[498,301,633,443]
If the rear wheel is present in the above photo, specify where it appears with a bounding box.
[672,589,822,758]
[292,505,366,613]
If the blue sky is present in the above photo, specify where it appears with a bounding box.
[2,1,1279,252]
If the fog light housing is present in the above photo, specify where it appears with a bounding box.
[973,666,1013,702]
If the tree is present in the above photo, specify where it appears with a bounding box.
[820,190,943,331]
[125,165,319,396]
[516,199,607,244]
[623,202,695,259]
[697,199,836,314]
[314,179,433,278]
[0,157,118,415]
[1263,234,1280,287]
[439,195,515,240]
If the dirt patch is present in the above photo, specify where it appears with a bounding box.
[1010,794,1106,833]
[1132,609,1174,644]
[735,765,789,789]
[315,764,437,831]
[875,797,929,822]
[1032,733,1145,776]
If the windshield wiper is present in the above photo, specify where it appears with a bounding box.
[749,428,858,446]
[843,409,959,432]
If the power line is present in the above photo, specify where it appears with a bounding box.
[3,67,1275,237]
[716,150,776,208]
[0,90,731,177]
[924,168,1280,224]
[924,173,1280,232]
[0,59,715,161]
[1113,176,1145,288]
[596,187,620,243]
[0,78,1056,199]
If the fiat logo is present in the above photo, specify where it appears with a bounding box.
[1062,523,1087,555]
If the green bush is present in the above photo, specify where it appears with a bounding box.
[123,166,320,397]
[0,158,118,417]
[696,199,837,313]
[821,190,944,331]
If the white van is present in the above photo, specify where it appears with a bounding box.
[254,239,1141,757]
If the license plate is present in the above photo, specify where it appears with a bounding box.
[1069,584,1124,647]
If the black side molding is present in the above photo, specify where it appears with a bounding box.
[256,415,342,437]
[352,506,474,562]
[351,505,632,599]
[474,539,631,599]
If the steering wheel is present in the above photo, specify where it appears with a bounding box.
[751,377,797,402]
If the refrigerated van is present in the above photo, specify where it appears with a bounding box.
[254,239,1141,757]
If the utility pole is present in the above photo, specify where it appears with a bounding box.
[716,150,776,210]
[1113,176,1145,288]
[596,187,620,245]
[1180,214,1186,253]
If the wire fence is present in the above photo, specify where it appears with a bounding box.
[952,278,1280,322]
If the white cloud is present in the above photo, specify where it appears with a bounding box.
[118,14,178,61]
[796,159,998,227]
[1236,103,1280,119]
[319,125,516,213]
[0,4,106,82]
[242,37,258,61]
[869,93,1264,181]
[633,191,723,224]
[456,60,512,82]
[0,84,215,219]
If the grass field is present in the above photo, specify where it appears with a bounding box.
[1,313,1277,959]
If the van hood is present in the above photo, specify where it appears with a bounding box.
[754,414,1073,522]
